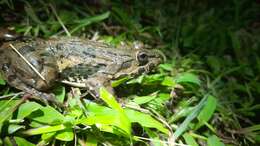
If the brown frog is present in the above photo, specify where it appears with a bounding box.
[0,35,162,102]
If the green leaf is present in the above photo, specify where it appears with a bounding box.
[55,128,74,141]
[0,79,5,85]
[86,135,98,146]
[159,63,173,72]
[71,11,110,34]
[3,137,13,146]
[207,135,225,146]
[112,7,136,29]
[183,133,199,146]
[53,85,66,103]
[28,106,65,125]
[17,102,42,119]
[127,75,145,84]
[127,74,164,85]
[0,100,23,124]
[196,95,217,129]
[79,99,130,136]
[23,124,66,135]
[14,137,35,146]
[175,72,201,86]
[169,107,195,123]
[161,76,176,87]
[0,73,6,85]
[99,88,131,136]
[254,135,260,143]
[111,76,131,87]
[206,56,221,73]
[173,96,207,140]
[132,93,157,105]
[81,99,114,115]
[8,124,25,134]
[228,31,241,52]
[144,128,164,146]
[23,1,49,35]
[100,87,123,111]
[80,114,120,134]
[41,132,56,141]
[125,109,168,134]
[242,124,260,132]
[80,114,119,125]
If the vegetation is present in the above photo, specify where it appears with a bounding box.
[0,0,259,145]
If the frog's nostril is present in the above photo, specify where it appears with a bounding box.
[2,63,10,72]
[138,67,145,74]
[7,75,16,82]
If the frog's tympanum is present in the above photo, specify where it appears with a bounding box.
[0,36,161,102]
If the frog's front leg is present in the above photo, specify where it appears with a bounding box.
[85,75,115,98]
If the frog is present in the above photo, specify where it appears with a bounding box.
[0,35,162,103]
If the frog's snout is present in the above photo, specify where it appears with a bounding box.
[153,49,166,63]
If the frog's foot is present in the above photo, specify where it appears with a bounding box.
[84,76,115,99]
[25,89,64,108]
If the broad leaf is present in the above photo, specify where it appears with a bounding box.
[14,137,35,146]
[23,124,66,135]
[80,100,128,136]
[161,76,176,87]
[8,124,25,134]
[53,85,66,103]
[0,73,6,85]
[207,135,225,146]
[99,87,131,136]
[175,72,201,86]
[132,93,157,105]
[28,106,65,125]
[86,135,98,146]
[55,128,74,141]
[183,133,199,146]
[17,102,42,119]
[196,95,217,129]
[125,109,168,134]
[0,100,23,124]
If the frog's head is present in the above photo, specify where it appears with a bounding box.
[113,49,163,79]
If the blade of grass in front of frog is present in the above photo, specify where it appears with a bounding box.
[0,92,24,100]
[133,136,189,146]
[99,87,131,136]
[9,44,47,83]
[49,4,71,37]
[0,94,27,124]
[173,95,208,141]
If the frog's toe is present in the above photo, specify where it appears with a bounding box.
[26,89,63,107]
[85,79,115,99]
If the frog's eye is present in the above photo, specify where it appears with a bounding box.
[136,51,148,65]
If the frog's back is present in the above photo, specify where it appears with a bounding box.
[0,37,59,91]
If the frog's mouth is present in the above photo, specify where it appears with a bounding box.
[131,57,162,76]
[114,54,162,79]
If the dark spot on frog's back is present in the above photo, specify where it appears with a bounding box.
[18,45,35,54]
[61,63,106,79]
[39,52,53,57]
[7,74,16,82]
[83,51,96,58]
[43,62,58,68]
